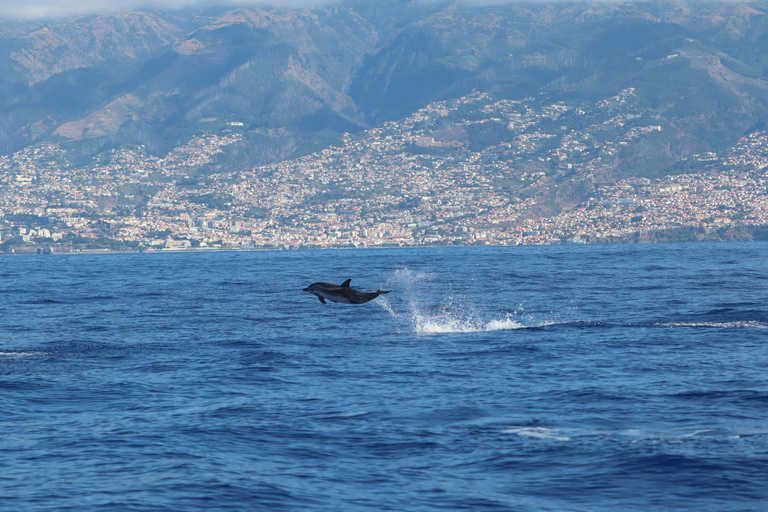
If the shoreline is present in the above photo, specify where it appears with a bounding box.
[2,236,767,257]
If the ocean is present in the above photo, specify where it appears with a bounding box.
[1,242,767,511]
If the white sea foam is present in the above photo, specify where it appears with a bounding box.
[612,427,767,442]
[499,425,768,445]
[504,427,570,441]
[415,314,526,334]
[0,351,44,357]
[658,321,768,329]
[485,318,527,331]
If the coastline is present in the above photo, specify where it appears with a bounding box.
[2,227,767,256]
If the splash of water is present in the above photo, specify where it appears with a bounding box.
[377,268,531,334]
[375,293,398,319]
[414,314,525,334]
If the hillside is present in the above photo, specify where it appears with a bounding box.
[2,84,768,252]
[0,0,767,177]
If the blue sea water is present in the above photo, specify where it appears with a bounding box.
[1,242,767,512]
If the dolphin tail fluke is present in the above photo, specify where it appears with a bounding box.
[377,290,391,295]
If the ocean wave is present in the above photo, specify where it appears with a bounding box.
[500,425,768,443]
[0,351,47,357]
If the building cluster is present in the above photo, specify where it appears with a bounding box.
[1,89,767,252]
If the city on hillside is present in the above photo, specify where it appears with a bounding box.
[1,89,767,254]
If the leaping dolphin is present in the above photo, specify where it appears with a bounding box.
[303,279,391,304]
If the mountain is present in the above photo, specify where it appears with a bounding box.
[349,2,768,177]
[1,0,768,176]
[0,6,381,160]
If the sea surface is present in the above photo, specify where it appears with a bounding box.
[1,243,767,512]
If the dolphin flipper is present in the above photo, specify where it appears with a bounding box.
[319,296,326,304]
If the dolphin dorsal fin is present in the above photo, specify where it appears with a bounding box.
[341,279,352,287]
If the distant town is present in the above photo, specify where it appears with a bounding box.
[2,89,767,254]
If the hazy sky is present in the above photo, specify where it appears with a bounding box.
[0,0,340,20]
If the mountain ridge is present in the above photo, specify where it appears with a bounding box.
[1,0,768,177]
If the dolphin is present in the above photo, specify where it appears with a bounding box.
[303,279,391,304]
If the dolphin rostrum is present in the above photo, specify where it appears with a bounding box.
[303,279,391,304]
